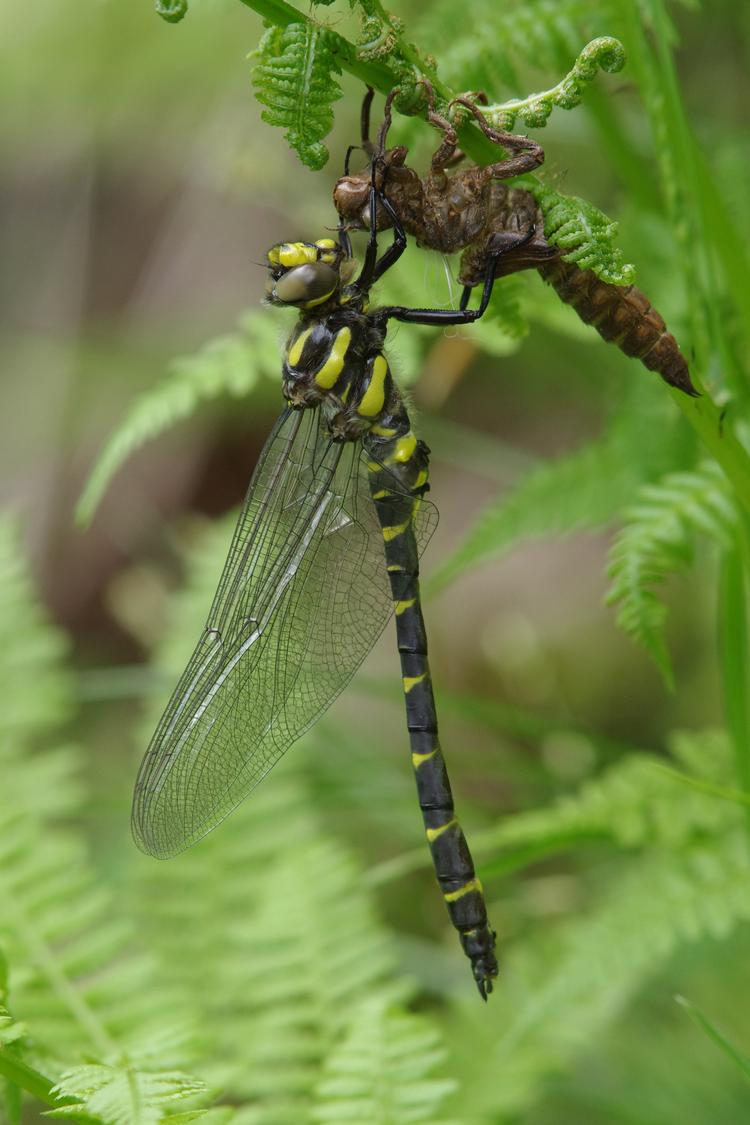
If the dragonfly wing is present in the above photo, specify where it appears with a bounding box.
[132,407,436,858]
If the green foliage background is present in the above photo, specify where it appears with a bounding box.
[2,0,750,1121]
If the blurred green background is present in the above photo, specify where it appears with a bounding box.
[2,1,750,1122]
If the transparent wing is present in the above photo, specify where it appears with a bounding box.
[132,407,437,857]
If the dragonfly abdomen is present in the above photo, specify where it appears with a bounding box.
[364,426,498,999]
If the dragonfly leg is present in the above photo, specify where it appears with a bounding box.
[354,167,408,292]
[343,86,377,175]
[378,228,537,327]
[451,95,545,178]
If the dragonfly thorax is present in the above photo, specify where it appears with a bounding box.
[282,309,400,444]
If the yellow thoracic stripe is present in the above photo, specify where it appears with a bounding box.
[371,422,397,437]
[413,468,429,490]
[403,672,426,693]
[279,242,316,267]
[388,432,417,464]
[394,598,416,615]
[357,355,388,417]
[443,877,483,903]
[303,287,337,309]
[382,518,411,541]
[371,489,390,500]
[426,817,457,842]
[412,748,437,769]
[314,327,351,388]
[287,326,313,367]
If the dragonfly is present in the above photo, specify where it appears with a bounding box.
[130,164,524,999]
[334,85,697,397]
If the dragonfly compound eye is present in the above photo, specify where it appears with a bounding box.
[273,262,339,307]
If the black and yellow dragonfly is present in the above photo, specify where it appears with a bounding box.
[131,177,512,999]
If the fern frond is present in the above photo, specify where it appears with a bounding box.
[311,997,456,1125]
[428,380,691,593]
[76,311,281,526]
[525,179,636,285]
[52,1064,205,1125]
[478,729,736,870]
[0,521,73,740]
[606,461,738,684]
[478,36,625,131]
[0,517,210,1125]
[251,22,342,171]
[448,829,750,1120]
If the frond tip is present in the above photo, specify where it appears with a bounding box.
[75,311,280,526]
[251,22,343,171]
[155,0,188,24]
[479,36,626,131]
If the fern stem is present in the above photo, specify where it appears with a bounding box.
[236,0,507,166]
[365,826,607,887]
[672,390,750,523]
[676,996,750,1084]
[718,541,750,834]
[238,0,394,88]
[0,1052,86,1119]
[622,0,746,393]
[649,763,750,810]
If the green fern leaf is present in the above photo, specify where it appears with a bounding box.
[0,516,211,1125]
[427,381,691,594]
[448,829,750,1120]
[311,997,456,1124]
[478,729,736,871]
[251,22,342,171]
[606,461,738,685]
[52,1065,205,1125]
[76,311,281,526]
[525,179,636,285]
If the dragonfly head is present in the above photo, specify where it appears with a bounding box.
[265,239,354,309]
[333,146,409,232]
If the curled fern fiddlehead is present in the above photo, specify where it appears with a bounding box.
[471,36,626,130]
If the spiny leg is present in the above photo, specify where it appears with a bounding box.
[378,226,539,327]
[343,86,376,175]
[451,95,545,178]
[354,160,408,292]
[417,78,463,171]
